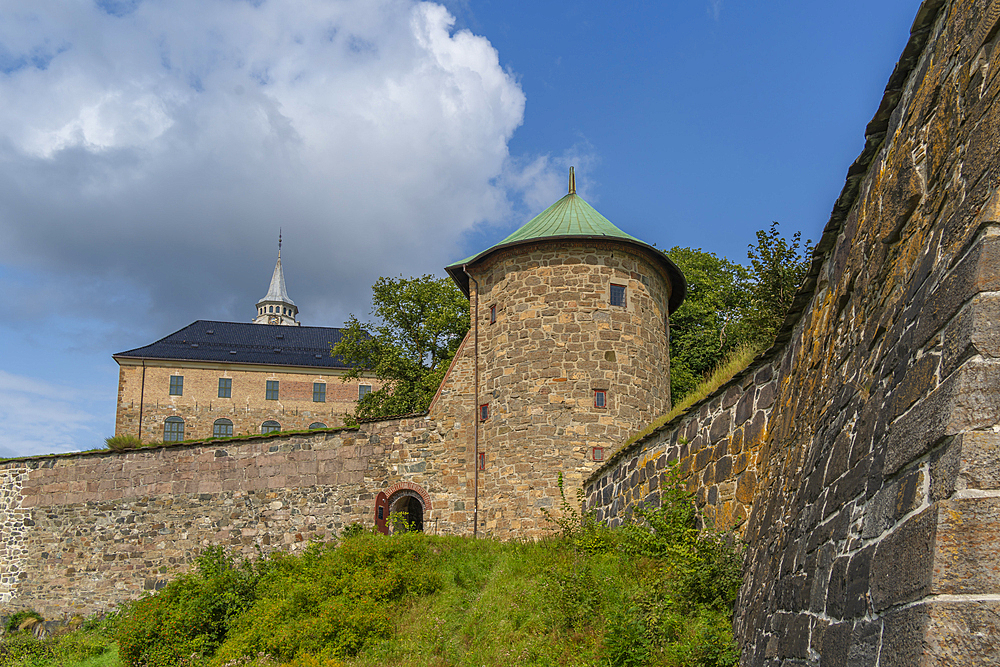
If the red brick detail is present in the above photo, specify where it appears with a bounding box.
[382,481,432,510]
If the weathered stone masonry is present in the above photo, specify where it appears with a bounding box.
[587,0,1000,663]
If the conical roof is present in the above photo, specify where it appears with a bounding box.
[446,169,686,312]
[258,254,295,306]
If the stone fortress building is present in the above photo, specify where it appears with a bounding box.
[4,1,1000,662]
[112,237,382,443]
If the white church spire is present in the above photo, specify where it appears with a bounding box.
[254,231,300,326]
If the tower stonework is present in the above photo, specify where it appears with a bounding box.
[445,170,685,534]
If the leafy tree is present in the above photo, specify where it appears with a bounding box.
[664,247,748,401]
[333,275,470,421]
[665,222,812,402]
[731,221,813,349]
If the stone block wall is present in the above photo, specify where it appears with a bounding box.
[586,1,1000,663]
[584,358,779,533]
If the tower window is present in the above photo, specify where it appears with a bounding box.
[163,416,185,442]
[266,380,279,400]
[592,447,605,462]
[610,284,626,307]
[218,378,232,398]
[478,452,486,470]
[595,390,607,408]
[213,418,233,438]
[490,304,496,324]
[313,382,326,402]
[169,375,183,396]
[480,403,489,421]
[261,420,281,434]
[359,384,372,400]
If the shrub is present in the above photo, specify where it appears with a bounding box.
[212,534,441,665]
[115,547,265,667]
[0,631,53,667]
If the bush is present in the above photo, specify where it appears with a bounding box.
[115,547,265,667]
[212,534,441,665]
[0,631,53,667]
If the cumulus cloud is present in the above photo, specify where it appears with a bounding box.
[0,0,575,342]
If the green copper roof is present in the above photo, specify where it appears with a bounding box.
[446,168,687,312]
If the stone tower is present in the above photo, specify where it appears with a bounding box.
[444,168,685,534]
[254,232,300,326]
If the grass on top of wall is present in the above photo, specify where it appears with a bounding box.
[101,427,353,453]
[617,343,763,454]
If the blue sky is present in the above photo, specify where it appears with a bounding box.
[0,0,920,457]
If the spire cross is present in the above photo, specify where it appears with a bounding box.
[568,166,576,195]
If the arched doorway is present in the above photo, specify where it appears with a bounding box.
[388,490,424,532]
[375,483,431,534]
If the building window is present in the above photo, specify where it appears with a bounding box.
[169,375,183,396]
[478,452,486,470]
[313,382,326,402]
[266,380,279,400]
[213,418,233,438]
[218,378,232,398]
[261,420,281,434]
[163,416,184,442]
[490,304,496,324]
[592,447,605,462]
[359,384,372,400]
[610,283,626,307]
[595,390,607,408]
[480,403,489,421]
[309,422,327,430]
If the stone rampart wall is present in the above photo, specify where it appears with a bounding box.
[585,358,779,531]
[586,1,1000,663]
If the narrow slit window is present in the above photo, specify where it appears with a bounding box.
[490,304,496,324]
[480,403,489,421]
[594,390,607,408]
[478,452,486,470]
[610,284,626,307]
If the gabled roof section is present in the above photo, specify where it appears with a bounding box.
[113,320,350,369]
[446,168,687,312]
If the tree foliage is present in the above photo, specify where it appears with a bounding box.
[332,275,470,421]
[666,222,812,402]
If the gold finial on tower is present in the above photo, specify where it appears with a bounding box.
[568,166,576,195]
[278,229,282,258]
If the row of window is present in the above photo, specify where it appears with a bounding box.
[168,376,371,401]
[258,305,294,316]
[486,285,627,325]
[162,417,329,441]
[477,390,607,423]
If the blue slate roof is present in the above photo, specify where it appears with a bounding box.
[113,320,351,369]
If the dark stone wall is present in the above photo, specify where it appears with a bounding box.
[586,1,1000,663]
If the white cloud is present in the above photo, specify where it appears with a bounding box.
[0,370,104,457]
[707,0,722,20]
[0,0,535,335]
